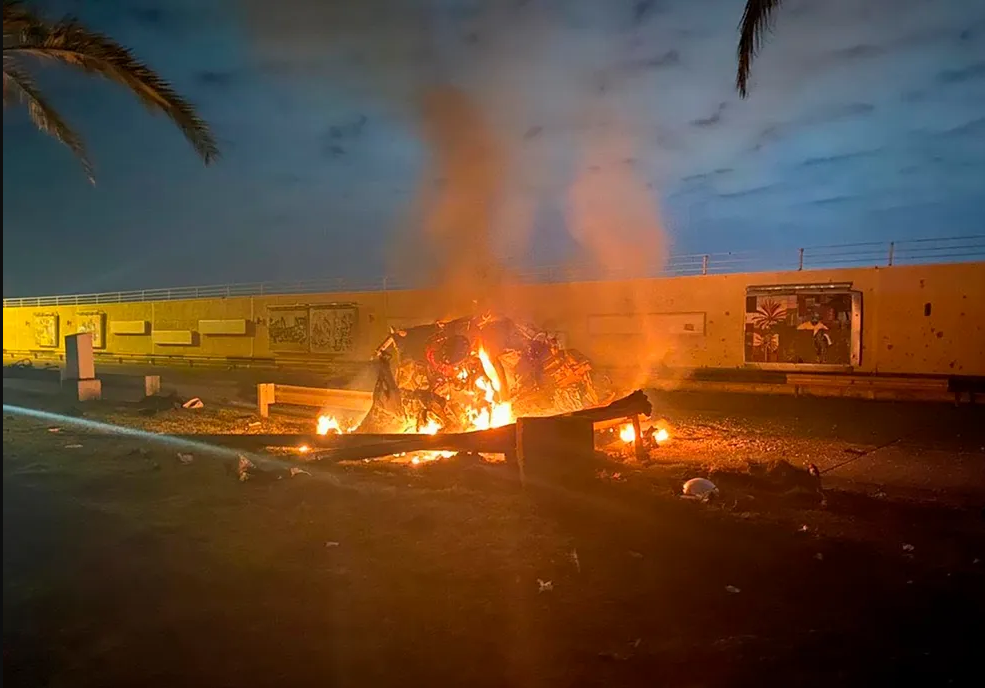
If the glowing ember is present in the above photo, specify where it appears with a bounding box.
[654,427,670,444]
[619,423,636,443]
[316,415,342,435]
[408,450,455,465]
[297,444,310,454]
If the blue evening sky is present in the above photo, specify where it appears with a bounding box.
[3,0,983,295]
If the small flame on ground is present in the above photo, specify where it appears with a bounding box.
[419,419,442,435]
[408,450,455,466]
[654,427,670,444]
[316,415,342,435]
[619,423,636,443]
[471,401,514,431]
[297,444,310,453]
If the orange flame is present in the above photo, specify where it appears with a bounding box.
[477,347,501,393]
[464,346,514,431]
[654,427,669,444]
[619,423,636,443]
[317,415,342,435]
[419,419,442,435]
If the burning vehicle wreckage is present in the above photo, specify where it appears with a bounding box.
[301,315,670,465]
[358,315,604,436]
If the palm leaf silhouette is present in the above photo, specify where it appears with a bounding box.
[3,0,217,182]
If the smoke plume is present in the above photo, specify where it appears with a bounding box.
[238,0,671,378]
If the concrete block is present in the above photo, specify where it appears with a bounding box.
[152,330,195,346]
[258,383,275,418]
[516,415,596,485]
[110,320,149,335]
[65,378,102,401]
[144,375,161,397]
[62,332,95,381]
[199,319,248,335]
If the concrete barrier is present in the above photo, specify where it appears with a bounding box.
[257,383,373,418]
[2,364,160,401]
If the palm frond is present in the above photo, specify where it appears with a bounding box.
[735,0,783,98]
[3,0,42,39]
[3,56,94,181]
[4,1,219,165]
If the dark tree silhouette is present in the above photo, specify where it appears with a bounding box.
[3,0,218,182]
[736,0,783,98]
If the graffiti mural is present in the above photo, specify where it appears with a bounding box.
[33,313,59,348]
[310,305,357,354]
[267,306,310,353]
[77,312,106,349]
[744,291,854,365]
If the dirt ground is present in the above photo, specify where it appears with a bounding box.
[3,387,985,687]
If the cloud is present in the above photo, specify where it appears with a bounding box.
[690,101,727,128]
[824,44,885,62]
[800,149,883,168]
[130,7,167,28]
[751,102,877,151]
[632,0,662,26]
[196,70,237,88]
[619,50,682,73]
[717,184,781,200]
[810,195,856,207]
[935,117,985,138]
[937,62,985,85]
[681,168,733,184]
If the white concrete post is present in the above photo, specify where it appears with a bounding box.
[62,332,101,401]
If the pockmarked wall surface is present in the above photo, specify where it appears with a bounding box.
[3,263,983,376]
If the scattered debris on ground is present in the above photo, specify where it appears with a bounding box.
[236,455,254,482]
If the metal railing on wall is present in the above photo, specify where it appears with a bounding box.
[4,235,983,309]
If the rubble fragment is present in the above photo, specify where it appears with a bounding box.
[683,477,719,500]
[237,455,255,482]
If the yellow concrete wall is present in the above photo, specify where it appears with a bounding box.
[4,262,983,375]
